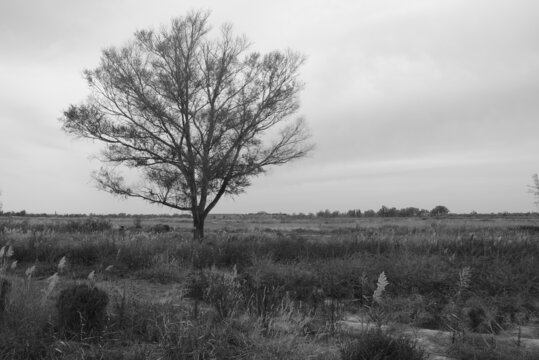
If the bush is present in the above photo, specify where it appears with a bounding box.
[56,284,109,339]
[203,266,242,319]
[340,328,427,360]
[464,297,504,334]
[150,223,171,233]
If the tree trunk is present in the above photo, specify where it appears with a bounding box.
[192,211,205,241]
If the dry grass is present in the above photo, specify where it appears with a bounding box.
[1,215,539,358]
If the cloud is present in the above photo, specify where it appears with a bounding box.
[300,0,539,166]
[1,0,538,213]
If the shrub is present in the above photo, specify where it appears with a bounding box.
[340,328,427,360]
[0,279,55,359]
[150,223,171,233]
[463,297,504,334]
[203,266,242,319]
[56,284,109,339]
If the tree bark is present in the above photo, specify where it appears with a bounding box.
[192,211,205,241]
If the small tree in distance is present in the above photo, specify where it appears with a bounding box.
[61,11,313,240]
[430,205,450,217]
[529,174,539,208]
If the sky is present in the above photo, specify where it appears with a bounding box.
[1,0,539,214]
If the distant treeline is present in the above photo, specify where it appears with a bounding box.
[315,205,449,218]
[0,211,190,218]
[0,210,28,217]
[268,207,539,218]
[250,207,539,218]
[1,207,538,218]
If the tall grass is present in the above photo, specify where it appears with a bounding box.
[0,217,538,359]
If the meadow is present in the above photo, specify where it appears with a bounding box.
[0,214,538,359]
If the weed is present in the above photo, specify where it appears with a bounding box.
[365,271,390,327]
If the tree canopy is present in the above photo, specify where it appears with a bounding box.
[430,205,450,216]
[61,11,313,239]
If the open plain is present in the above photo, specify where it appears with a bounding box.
[0,214,538,359]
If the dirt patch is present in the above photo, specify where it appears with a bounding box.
[341,314,539,359]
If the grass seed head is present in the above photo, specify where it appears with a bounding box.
[58,256,67,272]
[25,265,36,278]
[5,245,13,258]
[373,271,389,304]
[43,273,59,300]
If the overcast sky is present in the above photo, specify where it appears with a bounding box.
[1,0,538,214]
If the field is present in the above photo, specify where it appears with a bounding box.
[1,214,539,359]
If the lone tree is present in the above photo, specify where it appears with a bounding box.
[430,205,449,217]
[529,174,539,208]
[61,11,312,240]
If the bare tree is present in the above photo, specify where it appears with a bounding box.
[61,11,313,240]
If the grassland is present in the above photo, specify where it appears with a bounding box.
[0,214,538,359]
